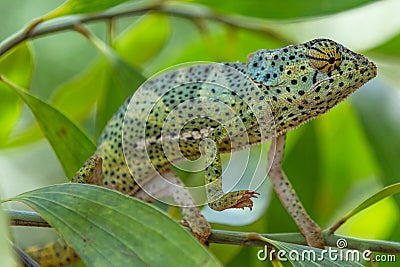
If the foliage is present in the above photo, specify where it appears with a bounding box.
[0,0,400,266]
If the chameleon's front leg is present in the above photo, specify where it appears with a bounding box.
[71,155,104,185]
[268,134,324,248]
[202,138,259,211]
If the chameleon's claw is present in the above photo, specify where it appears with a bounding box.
[228,190,259,210]
[179,220,190,227]
[180,219,211,244]
[209,190,260,211]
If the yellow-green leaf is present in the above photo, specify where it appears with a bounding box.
[191,0,379,20]
[330,183,400,233]
[52,62,107,122]
[44,0,131,19]
[114,15,171,67]
[52,15,167,136]
[0,43,34,146]
[0,199,15,266]
[84,33,146,134]
[366,33,400,56]
[9,183,222,267]
[0,76,96,178]
[96,56,145,134]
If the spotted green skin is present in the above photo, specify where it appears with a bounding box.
[28,39,377,266]
[98,38,376,203]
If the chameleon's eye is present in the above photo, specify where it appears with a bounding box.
[306,40,342,73]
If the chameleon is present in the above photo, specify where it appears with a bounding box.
[26,38,377,266]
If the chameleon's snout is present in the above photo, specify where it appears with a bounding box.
[352,52,377,81]
[365,59,378,78]
[356,57,377,86]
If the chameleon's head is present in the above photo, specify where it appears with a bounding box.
[247,38,377,131]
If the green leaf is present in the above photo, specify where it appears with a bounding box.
[114,15,171,67]
[9,183,222,267]
[351,80,400,240]
[44,0,131,19]
[52,15,166,135]
[314,101,378,224]
[0,43,34,147]
[366,34,400,56]
[0,76,96,178]
[0,200,15,266]
[96,54,145,134]
[5,125,43,148]
[352,81,400,198]
[190,0,378,20]
[260,237,363,266]
[52,62,107,123]
[85,33,146,134]
[330,183,400,233]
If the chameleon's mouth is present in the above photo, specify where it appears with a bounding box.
[361,60,378,78]
[308,59,377,98]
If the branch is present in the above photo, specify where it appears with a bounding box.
[7,209,400,255]
[7,210,50,228]
[0,1,290,57]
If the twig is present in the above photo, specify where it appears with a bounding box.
[7,209,400,255]
[106,18,116,46]
[7,210,51,228]
[0,1,290,57]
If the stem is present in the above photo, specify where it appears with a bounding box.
[0,1,290,57]
[106,18,116,46]
[7,210,50,228]
[7,209,400,255]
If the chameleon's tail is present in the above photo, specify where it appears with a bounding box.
[25,238,79,267]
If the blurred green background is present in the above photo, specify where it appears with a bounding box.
[1,0,400,266]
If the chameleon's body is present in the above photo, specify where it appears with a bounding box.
[26,39,376,266]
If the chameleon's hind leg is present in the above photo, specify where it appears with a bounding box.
[26,156,104,267]
[134,172,211,243]
[25,238,79,267]
[268,134,324,248]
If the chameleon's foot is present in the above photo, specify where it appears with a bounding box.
[209,190,259,211]
[180,215,211,244]
[303,221,325,248]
